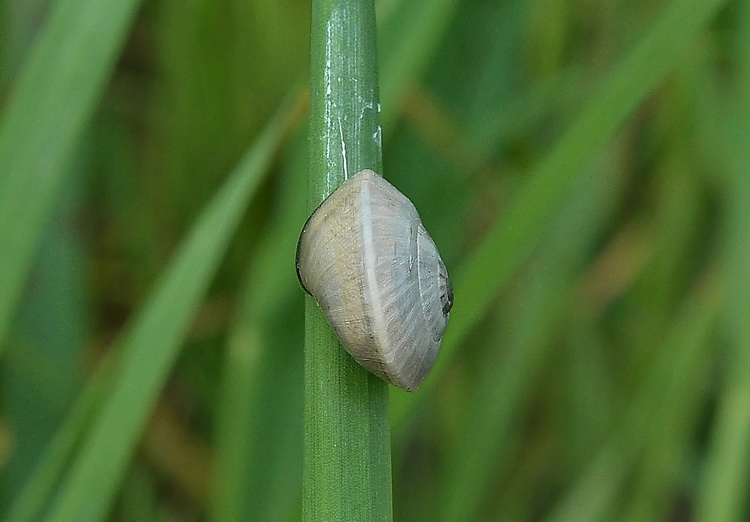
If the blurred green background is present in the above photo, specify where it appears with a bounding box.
[0,0,746,520]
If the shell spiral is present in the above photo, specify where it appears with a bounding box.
[296,169,453,391]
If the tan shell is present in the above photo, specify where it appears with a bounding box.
[296,169,452,391]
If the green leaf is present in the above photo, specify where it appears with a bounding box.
[0,0,143,349]
[210,134,308,522]
[6,357,115,522]
[391,0,729,425]
[695,4,750,521]
[548,277,721,522]
[43,96,304,522]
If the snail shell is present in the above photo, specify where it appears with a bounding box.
[296,169,453,391]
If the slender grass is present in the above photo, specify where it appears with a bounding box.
[390,0,730,427]
[0,0,143,349]
[5,355,114,522]
[436,145,628,521]
[377,0,461,132]
[210,122,309,522]
[695,3,750,521]
[42,98,303,522]
[304,0,391,520]
[547,274,722,522]
[2,181,88,506]
[617,152,708,522]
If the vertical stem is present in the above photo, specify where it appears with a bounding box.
[304,0,391,520]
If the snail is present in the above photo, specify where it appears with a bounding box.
[296,169,453,391]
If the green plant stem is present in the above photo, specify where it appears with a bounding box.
[304,0,391,520]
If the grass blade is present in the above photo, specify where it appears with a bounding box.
[5,357,115,522]
[43,97,303,522]
[392,0,729,424]
[0,0,143,348]
[695,4,750,520]
[377,0,462,132]
[210,131,308,522]
[547,276,722,522]
[436,148,627,521]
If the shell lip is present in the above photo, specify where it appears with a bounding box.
[295,216,314,296]
[295,170,375,296]
[296,186,334,297]
[439,259,454,315]
[442,275,454,315]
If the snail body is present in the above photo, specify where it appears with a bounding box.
[296,169,452,391]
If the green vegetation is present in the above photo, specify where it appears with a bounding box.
[304,0,391,521]
[0,0,744,520]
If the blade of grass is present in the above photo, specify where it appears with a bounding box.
[621,373,709,522]
[210,130,308,522]
[607,152,707,522]
[546,275,722,522]
[377,0,462,132]
[0,0,143,349]
[696,381,750,522]
[43,96,304,522]
[436,142,628,522]
[5,356,115,522]
[391,0,729,426]
[0,0,48,84]
[304,0,391,520]
[695,4,750,520]
[211,304,304,522]
[1,172,88,509]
